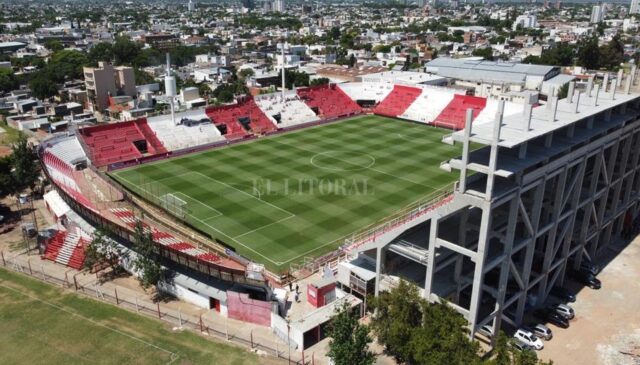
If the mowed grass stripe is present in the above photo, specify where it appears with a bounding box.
[112,115,463,272]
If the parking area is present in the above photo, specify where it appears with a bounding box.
[537,235,640,365]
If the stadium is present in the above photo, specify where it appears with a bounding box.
[39,68,640,349]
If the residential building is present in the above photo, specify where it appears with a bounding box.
[83,62,136,112]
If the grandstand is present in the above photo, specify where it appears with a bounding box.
[43,227,90,270]
[145,111,226,151]
[400,87,460,124]
[205,98,276,137]
[296,84,362,118]
[373,84,422,118]
[78,120,167,167]
[254,92,319,128]
[433,94,487,129]
[337,82,393,105]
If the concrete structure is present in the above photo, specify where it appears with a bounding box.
[631,0,639,14]
[342,68,640,348]
[512,13,538,31]
[591,5,604,24]
[426,58,561,96]
[83,62,136,112]
[273,0,285,12]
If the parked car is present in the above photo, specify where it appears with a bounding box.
[523,324,553,341]
[533,309,570,329]
[552,303,575,319]
[578,260,600,276]
[573,269,602,289]
[511,340,534,352]
[513,329,544,350]
[478,324,494,339]
[550,286,576,303]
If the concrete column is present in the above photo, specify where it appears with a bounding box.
[546,87,555,111]
[424,217,439,298]
[574,91,581,114]
[625,72,632,94]
[523,103,533,132]
[485,101,504,199]
[549,97,558,123]
[567,81,575,103]
[617,69,624,88]
[374,246,382,297]
[593,84,600,106]
[467,204,492,334]
[587,75,594,96]
[611,79,617,100]
[459,109,474,193]
[602,73,609,93]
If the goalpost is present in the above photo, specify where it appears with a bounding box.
[159,193,188,219]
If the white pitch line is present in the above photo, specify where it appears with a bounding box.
[233,215,295,239]
[190,171,296,218]
[269,138,440,190]
[0,283,179,365]
[173,192,222,218]
[186,212,283,266]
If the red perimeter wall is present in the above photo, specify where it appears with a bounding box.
[226,291,272,326]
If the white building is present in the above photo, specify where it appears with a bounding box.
[273,0,285,12]
[512,14,538,31]
[590,5,604,23]
[631,0,640,14]
[187,0,195,12]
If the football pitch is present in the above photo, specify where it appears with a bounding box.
[111,115,464,272]
[0,268,274,365]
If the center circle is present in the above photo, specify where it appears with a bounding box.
[310,151,376,172]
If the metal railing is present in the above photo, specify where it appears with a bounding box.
[342,184,455,252]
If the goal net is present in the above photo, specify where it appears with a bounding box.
[159,193,188,219]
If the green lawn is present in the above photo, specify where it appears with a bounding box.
[0,268,278,365]
[112,115,463,272]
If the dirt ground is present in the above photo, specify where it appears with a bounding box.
[537,236,640,365]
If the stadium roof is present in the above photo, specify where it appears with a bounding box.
[426,58,560,84]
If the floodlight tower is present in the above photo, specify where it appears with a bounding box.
[281,39,286,101]
[164,53,177,125]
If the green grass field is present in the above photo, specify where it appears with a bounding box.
[112,115,463,272]
[0,268,277,365]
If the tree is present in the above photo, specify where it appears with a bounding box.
[112,36,141,66]
[349,53,356,68]
[327,302,376,365]
[131,220,165,290]
[557,82,569,99]
[49,50,89,81]
[0,68,18,93]
[0,155,15,199]
[83,227,128,272]
[29,74,58,100]
[577,36,600,70]
[44,39,64,52]
[238,68,255,79]
[409,301,481,365]
[88,42,114,64]
[310,77,330,86]
[599,34,624,71]
[11,135,39,193]
[472,47,494,61]
[490,332,511,365]
[369,280,423,363]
